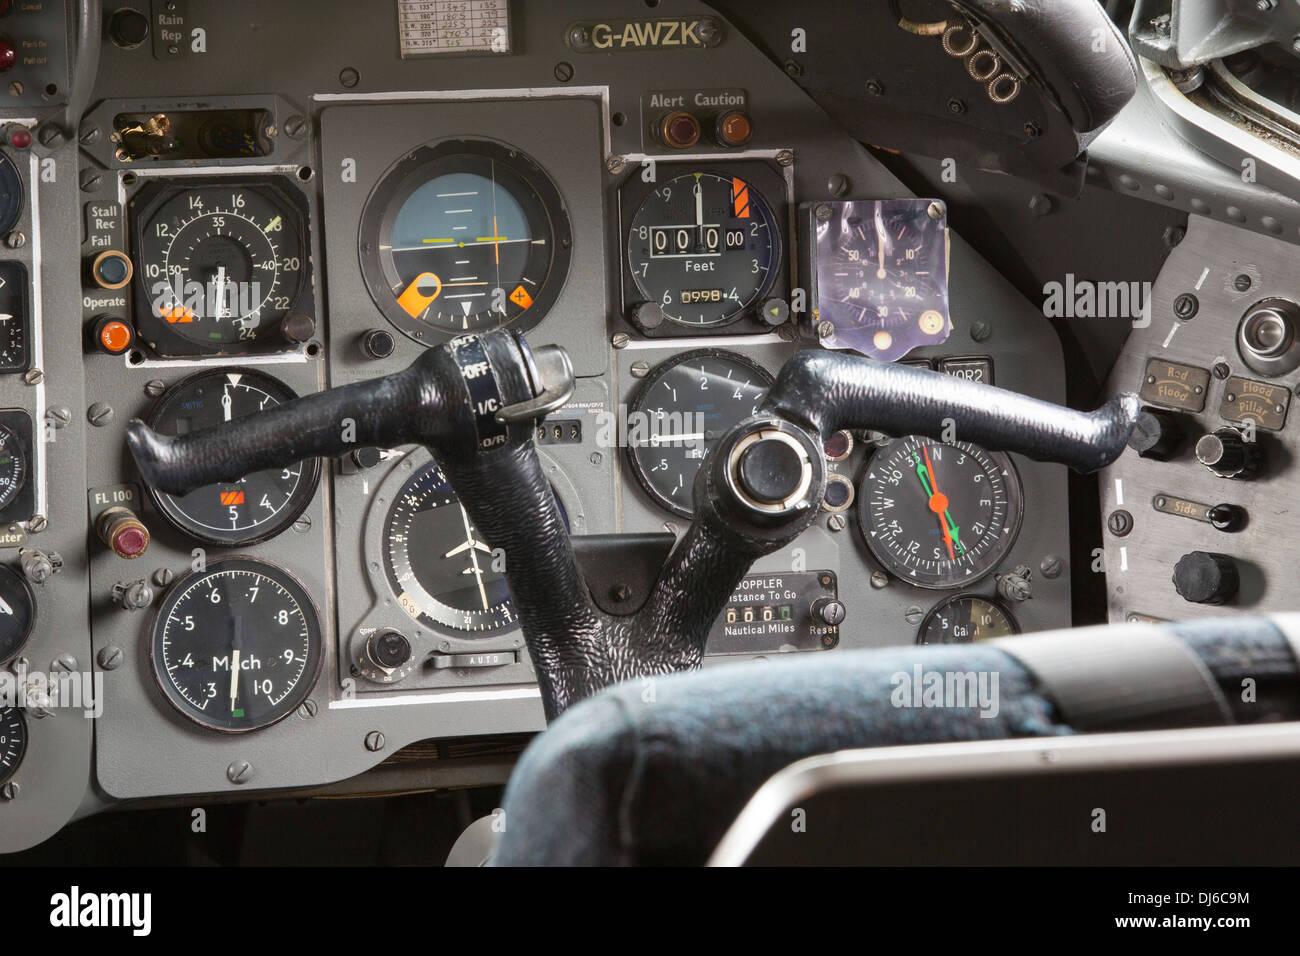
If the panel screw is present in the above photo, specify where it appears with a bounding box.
[1233,273,1252,292]
[339,67,360,88]
[1028,193,1054,217]
[696,19,720,44]
[297,699,318,719]
[27,515,46,533]
[553,61,574,83]
[52,653,77,673]
[1172,293,1199,319]
[78,124,100,145]
[927,201,946,221]
[22,367,42,385]
[904,605,924,625]
[37,123,63,148]
[827,174,850,198]
[947,98,966,114]
[1108,509,1133,536]
[610,584,631,602]
[1212,362,1231,380]
[364,731,386,752]
[1024,122,1042,138]
[4,231,24,249]
[152,567,173,587]
[970,321,992,342]
[605,154,626,175]
[283,114,307,139]
[226,761,254,784]
[817,319,835,339]
[97,645,124,670]
[87,402,114,426]
[630,360,651,378]
[1,781,18,800]
[870,571,889,589]
[827,514,847,532]
[567,25,591,48]
[784,59,803,78]
[46,406,71,428]
[589,451,603,466]
[814,203,833,222]
[865,79,885,95]
[292,515,311,533]
[144,379,167,398]
[1040,555,1064,579]
[775,149,794,167]
[78,167,103,192]
[611,332,630,349]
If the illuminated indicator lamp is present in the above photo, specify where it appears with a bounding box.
[90,249,134,290]
[823,429,854,462]
[659,111,701,149]
[97,507,151,559]
[93,315,134,354]
[0,36,15,73]
[716,111,752,147]
[6,126,29,149]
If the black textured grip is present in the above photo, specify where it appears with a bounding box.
[763,351,1139,473]
[125,333,1139,719]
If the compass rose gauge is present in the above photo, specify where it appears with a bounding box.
[359,139,573,344]
[382,459,570,636]
[811,198,951,362]
[857,436,1023,590]
[142,369,322,546]
[131,177,310,357]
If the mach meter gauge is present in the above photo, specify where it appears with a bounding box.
[141,369,321,546]
[359,139,572,343]
[621,164,787,334]
[130,177,311,357]
[150,558,323,733]
[809,199,951,362]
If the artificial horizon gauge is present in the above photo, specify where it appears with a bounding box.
[359,138,572,343]
[857,435,1023,589]
[625,170,782,328]
[382,459,569,636]
[150,558,323,733]
[917,594,1019,644]
[810,198,951,362]
[130,177,310,356]
[142,369,321,546]
[626,349,773,517]
[0,706,26,786]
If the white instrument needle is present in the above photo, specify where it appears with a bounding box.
[458,504,490,610]
[874,205,888,280]
[229,648,240,708]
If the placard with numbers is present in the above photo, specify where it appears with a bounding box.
[397,0,511,56]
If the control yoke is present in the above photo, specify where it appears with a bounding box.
[126,330,1139,720]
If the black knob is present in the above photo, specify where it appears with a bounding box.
[108,7,151,48]
[361,328,395,359]
[367,630,412,670]
[1172,551,1239,605]
[1128,408,1183,461]
[737,438,805,504]
[280,312,316,345]
[1196,428,1262,479]
[351,446,383,470]
[1208,504,1246,532]
[811,597,846,627]
[631,301,665,330]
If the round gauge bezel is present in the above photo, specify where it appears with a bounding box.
[855,436,1024,590]
[625,348,775,518]
[142,367,322,546]
[129,175,312,358]
[0,706,27,787]
[357,137,573,346]
[0,563,35,664]
[916,593,1020,645]
[622,167,784,331]
[149,556,324,734]
[0,422,28,514]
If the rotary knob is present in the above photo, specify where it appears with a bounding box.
[1128,408,1183,461]
[358,629,415,683]
[1195,428,1262,480]
[1172,551,1239,605]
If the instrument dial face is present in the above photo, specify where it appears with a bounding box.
[0,423,27,513]
[626,172,781,327]
[857,436,1023,589]
[132,178,309,355]
[359,139,572,343]
[813,199,950,361]
[626,349,773,517]
[0,261,29,373]
[0,564,35,663]
[144,369,321,545]
[0,706,25,786]
[382,460,568,636]
[150,558,323,733]
[917,595,1019,644]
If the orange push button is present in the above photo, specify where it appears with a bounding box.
[93,315,134,354]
